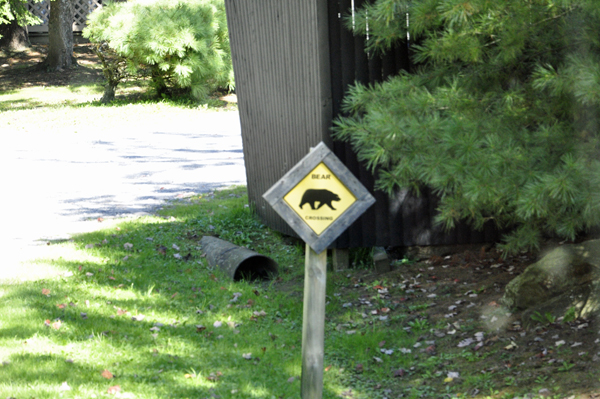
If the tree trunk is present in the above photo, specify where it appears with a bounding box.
[43,0,76,70]
[0,19,30,50]
[101,83,116,103]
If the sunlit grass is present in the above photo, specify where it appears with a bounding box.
[0,188,335,398]
[0,84,105,110]
[0,187,421,398]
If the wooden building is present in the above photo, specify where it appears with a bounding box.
[224,0,498,249]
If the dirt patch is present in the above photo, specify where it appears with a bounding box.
[0,43,103,90]
[326,247,600,398]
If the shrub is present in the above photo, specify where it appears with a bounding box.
[333,0,600,254]
[83,0,234,102]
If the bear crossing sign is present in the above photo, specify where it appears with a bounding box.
[263,142,375,254]
[263,142,375,399]
[283,162,356,235]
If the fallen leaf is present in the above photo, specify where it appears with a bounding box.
[325,365,332,372]
[206,371,222,381]
[42,288,51,295]
[393,369,405,377]
[57,303,66,309]
[107,385,121,394]
[51,320,62,330]
[505,342,518,350]
[447,371,460,379]
[373,356,383,363]
[242,353,252,360]
[97,217,104,222]
[355,364,363,373]
[287,376,296,383]
[184,374,193,379]
[101,369,114,379]
[457,338,474,348]
[124,243,133,249]
[214,321,222,328]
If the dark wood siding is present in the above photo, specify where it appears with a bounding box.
[225,0,499,248]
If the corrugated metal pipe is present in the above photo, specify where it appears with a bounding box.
[200,236,278,281]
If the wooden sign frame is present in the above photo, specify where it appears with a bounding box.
[263,142,375,254]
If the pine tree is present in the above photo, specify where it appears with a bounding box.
[333,0,600,254]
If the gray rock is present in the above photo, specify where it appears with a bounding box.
[502,240,600,321]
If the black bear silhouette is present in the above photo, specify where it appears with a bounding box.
[299,189,341,210]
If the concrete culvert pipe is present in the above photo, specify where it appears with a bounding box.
[200,236,278,281]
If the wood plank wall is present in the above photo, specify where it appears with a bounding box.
[225,0,499,248]
[224,0,333,237]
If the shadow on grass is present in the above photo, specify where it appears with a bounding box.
[0,97,45,111]
[0,63,103,92]
[0,206,345,398]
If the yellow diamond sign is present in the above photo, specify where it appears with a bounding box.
[263,142,375,254]
[283,162,356,235]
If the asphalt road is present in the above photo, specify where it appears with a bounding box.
[0,110,246,281]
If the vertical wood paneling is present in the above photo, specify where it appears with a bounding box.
[225,0,332,237]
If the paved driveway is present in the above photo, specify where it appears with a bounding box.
[0,110,245,281]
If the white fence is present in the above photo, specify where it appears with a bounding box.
[27,0,102,33]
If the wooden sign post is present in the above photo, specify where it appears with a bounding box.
[263,142,375,398]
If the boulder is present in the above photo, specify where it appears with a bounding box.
[502,239,600,321]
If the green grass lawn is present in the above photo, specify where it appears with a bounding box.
[2,189,594,399]
[0,188,416,399]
